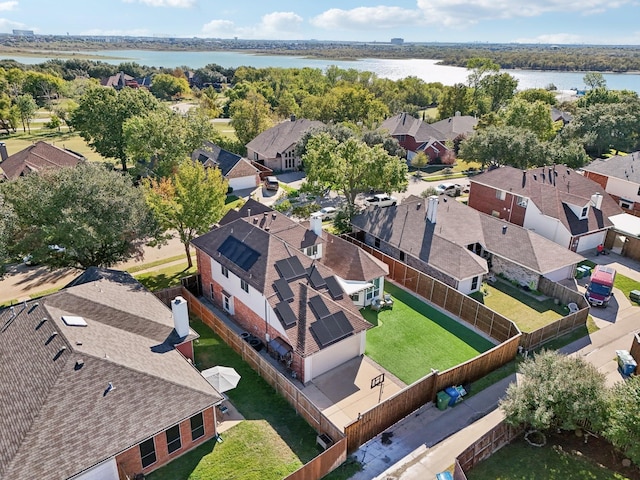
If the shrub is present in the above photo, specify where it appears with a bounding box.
[273,199,291,213]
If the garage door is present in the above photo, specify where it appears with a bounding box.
[229,176,258,190]
[307,333,362,382]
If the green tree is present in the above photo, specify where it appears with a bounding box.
[15,93,37,133]
[411,151,429,171]
[466,57,500,115]
[502,98,556,141]
[143,160,228,268]
[302,133,408,210]
[438,83,473,119]
[480,72,518,112]
[124,109,217,178]
[500,350,608,432]
[583,72,607,90]
[516,88,558,106]
[1,163,159,269]
[150,72,191,100]
[70,86,163,171]
[229,90,273,146]
[602,375,640,465]
[0,193,15,271]
[22,71,65,106]
[459,125,546,169]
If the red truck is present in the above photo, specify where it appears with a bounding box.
[586,265,616,307]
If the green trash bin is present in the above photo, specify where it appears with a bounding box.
[436,391,450,411]
[575,268,584,279]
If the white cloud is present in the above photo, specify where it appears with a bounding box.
[311,6,421,30]
[0,1,17,11]
[122,0,195,7]
[416,0,633,27]
[202,11,303,39]
[0,18,24,30]
[81,28,153,36]
[514,33,585,44]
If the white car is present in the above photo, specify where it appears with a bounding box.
[364,194,398,208]
[312,206,337,220]
[436,183,462,197]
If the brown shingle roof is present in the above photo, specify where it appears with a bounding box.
[470,166,622,235]
[379,113,443,144]
[351,195,582,282]
[246,118,324,157]
[0,141,84,180]
[429,115,478,141]
[0,268,221,479]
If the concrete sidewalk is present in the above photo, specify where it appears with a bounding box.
[350,375,515,480]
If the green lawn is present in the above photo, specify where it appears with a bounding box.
[5,129,110,163]
[148,318,319,480]
[363,283,495,384]
[134,262,196,291]
[470,281,566,333]
[466,438,629,480]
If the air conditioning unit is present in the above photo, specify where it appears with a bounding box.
[316,433,334,450]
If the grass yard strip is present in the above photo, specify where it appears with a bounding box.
[470,281,565,333]
[466,438,629,480]
[146,420,302,480]
[363,283,495,385]
[5,130,108,162]
[134,263,196,291]
[125,254,192,274]
[190,318,319,464]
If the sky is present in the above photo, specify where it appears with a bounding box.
[1,0,640,45]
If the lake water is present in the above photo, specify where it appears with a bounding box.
[4,48,640,93]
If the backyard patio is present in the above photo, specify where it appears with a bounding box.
[362,283,496,385]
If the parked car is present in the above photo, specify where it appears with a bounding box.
[312,206,338,220]
[364,194,397,208]
[23,244,66,266]
[436,182,462,197]
[264,176,279,191]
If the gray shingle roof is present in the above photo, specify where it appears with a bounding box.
[192,141,257,177]
[470,166,622,236]
[429,115,478,141]
[379,113,443,144]
[351,195,583,282]
[0,141,84,180]
[0,268,221,479]
[245,118,324,157]
[582,151,640,184]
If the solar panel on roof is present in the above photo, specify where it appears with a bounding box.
[309,295,331,319]
[273,278,294,301]
[287,256,306,277]
[275,258,295,280]
[308,266,326,289]
[324,276,344,299]
[310,311,354,348]
[217,236,260,271]
[275,301,297,327]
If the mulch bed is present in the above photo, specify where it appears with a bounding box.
[547,430,640,480]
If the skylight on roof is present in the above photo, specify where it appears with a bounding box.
[62,315,87,327]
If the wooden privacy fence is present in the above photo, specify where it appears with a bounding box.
[454,421,524,478]
[629,333,640,375]
[177,287,347,480]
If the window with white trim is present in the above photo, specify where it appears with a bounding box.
[471,276,479,290]
[221,265,228,278]
[139,438,157,468]
[581,206,588,218]
[241,279,249,293]
[191,412,205,441]
[166,425,181,454]
[305,245,318,257]
[223,292,233,314]
[496,190,506,201]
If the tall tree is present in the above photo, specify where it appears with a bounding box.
[500,350,608,432]
[438,83,473,119]
[143,161,228,268]
[229,90,273,146]
[602,375,640,466]
[22,71,65,106]
[302,133,408,210]
[480,72,518,112]
[583,72,607,90]
[502,98,556,141]
[1,163,159,269]
[0,193,15,272]
[150,72,191,100]
[70,86,163,171]
[15,93,37,133]
[466,57,500,115]
[124,109,217,178]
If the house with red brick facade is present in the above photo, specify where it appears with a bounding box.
[192,141,261,191]
[246,117,324,172]
[468,166,623,253]
[380,112,452,164]
[581,151,640,215]
[351,195,582,294]
[191,199,388,383]
[0,268,222,480]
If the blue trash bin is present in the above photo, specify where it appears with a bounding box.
[444,386,461,406]
[436,471,453,480]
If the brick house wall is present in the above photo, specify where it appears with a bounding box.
[468,183,527,226]
[115,407,216,478]
[227,159,260,186]
[195,247,304,380]
[176,341,194,361]
[583,171,609,190]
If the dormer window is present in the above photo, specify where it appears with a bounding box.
[581,206,589,218]
[305,245,318,257]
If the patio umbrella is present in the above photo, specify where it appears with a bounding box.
[202,365,241,393]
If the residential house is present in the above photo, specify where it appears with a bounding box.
[101,71,152,90]
[351,195,582,294]
[468,166,623,253]
[0,141,85,180]
[192,141,261,191]
[429,114,478,142]
[246,117,324,172]
[191,199,388,383]
[0,268,223,480]
[581,151,640,214]
[551,107,572,126]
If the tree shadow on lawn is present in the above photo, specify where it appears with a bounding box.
[146,438,220,480]
[191,318,320,464]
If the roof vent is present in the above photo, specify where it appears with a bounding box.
[502,225,508,235]
[53,346,67,361]
[36,318,47,330]
[264,212,268,217]
[103,382,115,396]
[247,208,251,217]
[416,203,421,210]
[45,331,58,345]
[253,217,258,224]
[27,303,39,314]
[272,213,277,219]
[74,359,84,370]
